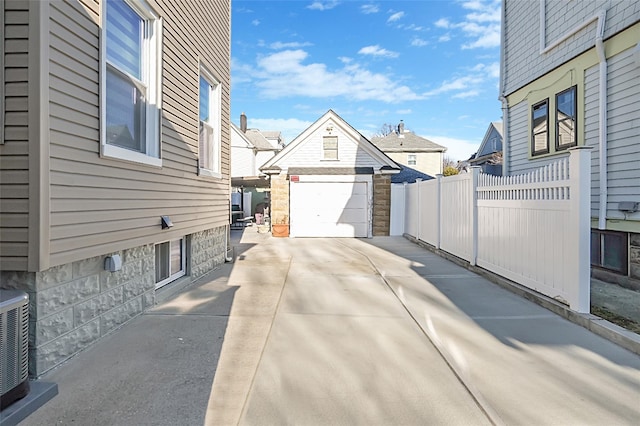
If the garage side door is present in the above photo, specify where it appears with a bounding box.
[290,181,369,237]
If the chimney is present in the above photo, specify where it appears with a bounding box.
[240,112,247,133]
[397,120,405,134]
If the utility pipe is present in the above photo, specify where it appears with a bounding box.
[595,13,608,230]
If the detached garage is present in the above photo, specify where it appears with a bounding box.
[261,110,400,238]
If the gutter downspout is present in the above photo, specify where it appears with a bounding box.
[538,2,607,228]
[499,0,509,176]
[595,12,608,230]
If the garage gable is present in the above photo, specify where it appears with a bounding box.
[261,110,399,173]
[261,110,399,238]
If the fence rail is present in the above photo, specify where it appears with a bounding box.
[396,147,591,312]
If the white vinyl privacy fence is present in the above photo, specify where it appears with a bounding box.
[397,147,591,312]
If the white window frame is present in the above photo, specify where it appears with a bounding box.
[322,136,338,160]
[407,154,417,166]
[198,66,222,178]
[155,238,186,289]
[100,0,163,167]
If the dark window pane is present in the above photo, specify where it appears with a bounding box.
[557,87,576,148]
[532,100,548,154]
[155,242,169,283]
[590,231,601,265]
[603,233,626,272]
[106,67,146,152]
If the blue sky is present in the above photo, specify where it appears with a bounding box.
[231,0,502,161]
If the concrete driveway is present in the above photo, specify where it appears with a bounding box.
[19,230,640,426]
[207,232,640,426]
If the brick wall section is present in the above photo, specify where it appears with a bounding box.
[270,173,290,225]
[372,175,391,236]
[0,225,227,377]
[630,233,640,281]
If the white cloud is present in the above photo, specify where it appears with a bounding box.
[358,45,399,58]
[251,19,260,26]
[411,37,428,47]
[248,117,313,145]
[434,18,450,29]
[236,49,422,103]
[423,135,479,162]
[270,41,313,50]
[435,0,501,50]
[472,62,500,78]
[452,90,480,99]
[361,4,379,14]
[396,109,412,115]
[387,11,405,23]
[307,1,340,11]
[438,34,451,42]
[423,75,485,98]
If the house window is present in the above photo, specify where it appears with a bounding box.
[591,230,628,275]
[323,136,338,160]
[407,154,417,166]
[556,86,577,150]
[101,0,162,167]
[531,99,549,156]
[155,238,186,289]
[199,67,222,177]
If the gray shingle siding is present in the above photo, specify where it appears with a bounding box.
[503,0,639,96]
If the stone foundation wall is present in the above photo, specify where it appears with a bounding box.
[372,175,391,236]
[0,225,227,377]
[0,245,155,377]
[190,226,227,279]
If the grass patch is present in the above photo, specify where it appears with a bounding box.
[591,305,640,334]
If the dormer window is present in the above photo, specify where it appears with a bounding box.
[323,136,338,160]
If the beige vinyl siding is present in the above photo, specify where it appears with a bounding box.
[0,0,30,270]
[47,0,231,267]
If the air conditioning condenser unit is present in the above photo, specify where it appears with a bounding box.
[1,290,30,410]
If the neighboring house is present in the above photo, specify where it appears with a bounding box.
[371,121,446,177]
[231,113,283,180]
[391,165,433,184]
[500,1,640,285]
[0,0,231,377]
[469,122,503,176]
[260,110,400,238]
[230,113,282,220]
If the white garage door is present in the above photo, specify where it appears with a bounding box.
[289,180,370,237]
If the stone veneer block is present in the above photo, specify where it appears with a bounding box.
[33,308,75,346]
[35,263,73,290]
[74,287,124,327]
[72,255,106,279]
[0,271,35,291]
[36,275,100,318]
[31,318,101,376]
[630,233,640,247]
[100,297,143,335]
[123,273,154,300]
[124,244,154,263]
[100,260,143,291]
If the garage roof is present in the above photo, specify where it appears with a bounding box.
[287,167,374,175]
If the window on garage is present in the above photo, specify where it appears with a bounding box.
[323,136,338,160]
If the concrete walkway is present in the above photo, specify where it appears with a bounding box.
[19,231,640,425]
